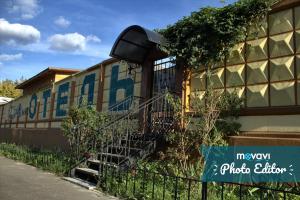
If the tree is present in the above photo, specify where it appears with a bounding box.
[159,0,275,68]
[0,79,23,98]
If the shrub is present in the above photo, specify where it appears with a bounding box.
[61,104,109,162]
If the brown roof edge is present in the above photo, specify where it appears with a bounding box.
[270,0,300,13]
[72,57,119,76]
[16,67,80,89]
[86,57,118,71]
[16,57,119,89]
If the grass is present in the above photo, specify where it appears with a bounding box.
[1,142,300,199]
[98,165,300,200]
[0,142,71,176]
[99,166,227,200]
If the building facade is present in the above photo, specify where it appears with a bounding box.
[1,0,300,149]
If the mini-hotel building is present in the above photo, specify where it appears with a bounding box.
[1,0,300,149]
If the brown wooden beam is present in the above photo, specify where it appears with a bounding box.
[139,58,155,134]
[0,106,4,127]
[16,113,19,128]
[24,109,28,128]
[97,64,105,112]
[48,92,56,128]
[35,101,40,128]
[69,81,76,107]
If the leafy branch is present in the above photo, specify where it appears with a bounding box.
[159,0,277,68]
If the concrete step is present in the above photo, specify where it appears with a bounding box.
[98,152,127,159]
[97,153,127,165]
[62,177,96,190]
[229,135,300,146]
[87,159,119,170]
[74,168,99,184]
[104,146,142,155]
[118,139,153,148]
[76,167,99,176]
[86,159,120,171]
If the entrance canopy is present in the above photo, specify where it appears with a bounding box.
[110,25,166,64]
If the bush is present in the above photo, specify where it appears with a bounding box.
[61,104,109,162]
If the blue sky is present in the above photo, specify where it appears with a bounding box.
[0,0,234,81]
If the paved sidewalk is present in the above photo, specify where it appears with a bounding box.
[0,156,117,200]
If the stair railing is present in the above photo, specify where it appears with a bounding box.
[97,91,178,169]
[108,95,143,113]
[66,95,143,175]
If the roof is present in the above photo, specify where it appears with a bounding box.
[16,67,80,89]
[110,25,166,64]
[0,97,13,105]
[79,57,118,73]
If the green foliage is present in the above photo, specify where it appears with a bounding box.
[61,103,109,162]
[0,143,70,175]
[0,79,24,98]
[100,165,204,200]
[159,0,276,68]
[155,89,243,178]
[100,164,300,200]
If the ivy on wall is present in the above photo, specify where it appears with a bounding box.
[159,0,277,69]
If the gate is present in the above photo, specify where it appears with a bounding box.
[152,57,176,95]
[150,57,177,134]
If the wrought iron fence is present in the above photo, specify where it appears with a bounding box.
[99,164,300,200]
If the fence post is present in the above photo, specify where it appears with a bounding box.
[202,182,207,200]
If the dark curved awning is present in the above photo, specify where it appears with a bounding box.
[110,25,166,64]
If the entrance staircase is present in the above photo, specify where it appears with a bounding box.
[64,92,176,189]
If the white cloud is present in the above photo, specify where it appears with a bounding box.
[54,16,71,28]
[0,53,23,62]
[48,33,101,52]
[48,33,86,52]
[18,41,110,58]
[86,35,101,43]
[0,18,40,45]
[7,0,42,20]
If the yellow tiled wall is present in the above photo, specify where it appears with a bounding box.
[190,6,300,109]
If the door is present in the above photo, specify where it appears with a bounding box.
[150,57,177,134]
[152,57,176,95]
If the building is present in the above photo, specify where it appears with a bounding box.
[0,0,300,149]
[0,97,13,105]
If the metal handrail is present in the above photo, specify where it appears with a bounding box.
[97,91,177,167]
[67,91,176,174]
[97,92,169,132]
[108,95,143,112]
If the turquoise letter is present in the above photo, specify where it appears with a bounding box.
[56,82,69,117]
[79,73,95,105]
[29,93,37,119]
[42,89,51,118]
[109,65,134,109]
